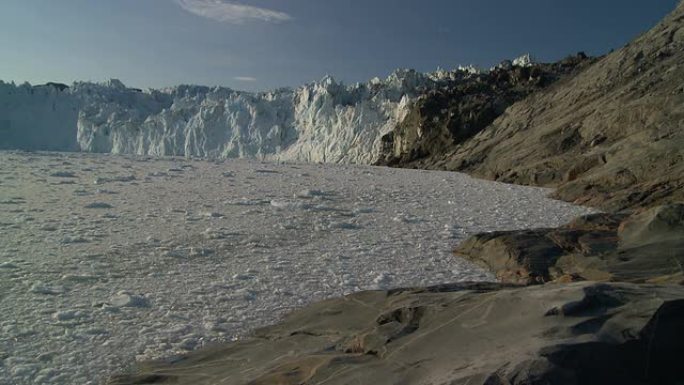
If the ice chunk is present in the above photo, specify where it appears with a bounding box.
[110,292,150,308]
[513,53,535,67]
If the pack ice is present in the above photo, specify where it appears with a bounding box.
[0,151,593,385]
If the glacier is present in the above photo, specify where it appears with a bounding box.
[1,73,429,164]
[0,55,534,164]
[0,81,81,152]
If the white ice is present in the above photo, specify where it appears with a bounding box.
[0,151,594,385]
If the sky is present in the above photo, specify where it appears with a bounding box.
[0,0,679,91]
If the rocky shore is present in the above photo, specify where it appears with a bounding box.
[109,3,684,384]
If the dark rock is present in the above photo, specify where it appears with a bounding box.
[454,229,566,284]
[618,203,684,248]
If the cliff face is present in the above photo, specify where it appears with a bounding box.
[1,71,452,164]
[434,2,684,211]
[75,72,433,164]
[376,54,594,168]
[0,82,81,151]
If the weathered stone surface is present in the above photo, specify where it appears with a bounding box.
[455,204,684,285]
[109,282,684,385]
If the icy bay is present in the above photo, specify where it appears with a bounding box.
[0,151,594,385]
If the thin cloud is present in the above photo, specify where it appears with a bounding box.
[234,76,257,82]
[175,0,292,24]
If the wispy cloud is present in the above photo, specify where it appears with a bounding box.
[234,76,257,82]
[175,0,292,24]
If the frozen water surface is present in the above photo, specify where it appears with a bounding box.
[0,151,595,385]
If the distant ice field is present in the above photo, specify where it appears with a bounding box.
[0,152,594,385]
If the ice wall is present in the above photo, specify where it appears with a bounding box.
[0,81,80,151]
[1,63,508,163]
[74,71,433,164]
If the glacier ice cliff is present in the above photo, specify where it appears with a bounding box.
[0,56,532,164]
[75,71,436,164]
[0,81,81,151]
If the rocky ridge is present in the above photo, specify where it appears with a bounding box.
[376,53,594,167]
[401,2,684,211]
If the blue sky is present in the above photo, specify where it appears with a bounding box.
[0,0,678,91]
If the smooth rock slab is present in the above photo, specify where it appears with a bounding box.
[109,282,684,385]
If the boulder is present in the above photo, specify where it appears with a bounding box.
[455,206,684,285]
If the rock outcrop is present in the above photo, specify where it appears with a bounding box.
[376,54,593,168]
[429,2,684,211]
[455,204,684,286]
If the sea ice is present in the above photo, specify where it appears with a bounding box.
[0,152,594,385]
